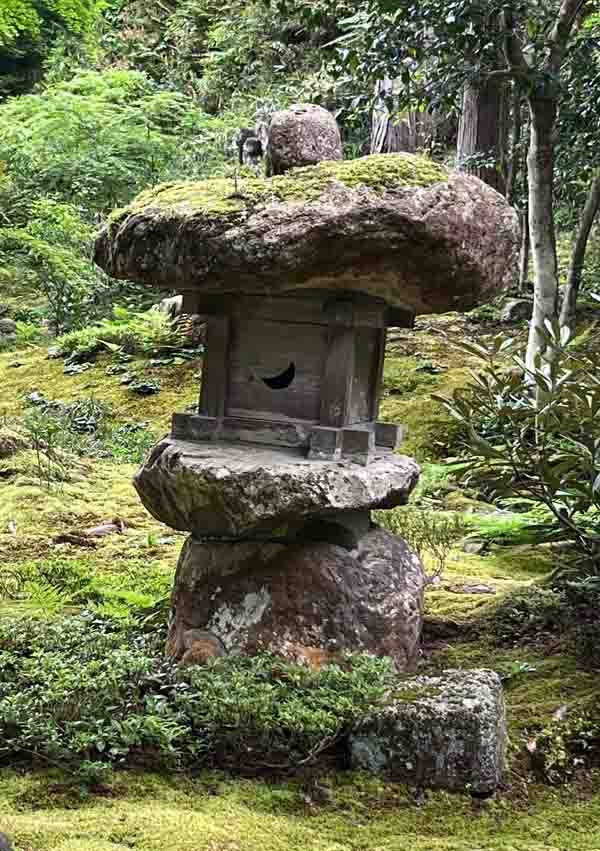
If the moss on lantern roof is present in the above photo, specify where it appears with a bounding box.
[110,153,448,222]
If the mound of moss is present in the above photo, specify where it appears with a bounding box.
[111,154,449,221]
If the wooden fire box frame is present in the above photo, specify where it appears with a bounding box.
[172,290,412,464]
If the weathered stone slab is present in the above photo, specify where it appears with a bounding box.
[94,155,519,315]
[349,669,506,795]
[167,527,426,671]
[135,438,420,538]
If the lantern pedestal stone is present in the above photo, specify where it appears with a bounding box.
[134,438,425,668]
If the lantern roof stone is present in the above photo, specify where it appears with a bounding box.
[94,153,519,315]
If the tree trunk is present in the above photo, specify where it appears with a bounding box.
[519,206,530,291]
[525,94,559,370]
[457,79,508,195]
[506,84,522,206]
[559,170,600,335]
[370,79,436,154]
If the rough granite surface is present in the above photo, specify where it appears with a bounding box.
[134,438,420,538]
[267,103,343,174]
[94,155,519,314]
[166,527,426,670]
[349,669,507,795]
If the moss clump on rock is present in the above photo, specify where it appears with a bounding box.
[112,153,449,222]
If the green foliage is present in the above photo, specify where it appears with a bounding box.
[527,711,600,784]
[435,329,600,568]
[21,405,76,487]
[0,0,98,97]
[100,0,340,109]
[57,306,187,357]
[14,319,44,346]
[377,507,465,576]
[0,199,105,333]
[0,614,395,772]
[101,421,157,463]
[14,390,158,475]
[178,652,394,769]
[0,69,228,214]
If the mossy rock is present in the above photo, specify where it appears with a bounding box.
[0,428,29,459]
[95,153,519,314]
[111,155,449,221]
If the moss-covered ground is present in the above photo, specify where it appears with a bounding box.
[1,309,599,850]
[3,769,600,851]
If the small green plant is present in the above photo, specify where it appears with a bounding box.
[15,320,44,346]
[21,393,155,465]
[0,614,397,774]
[57,306,187,358]
[102,422,157,464]
[377,507,466,578]
[22,407,71,488]
[499,660,537,686]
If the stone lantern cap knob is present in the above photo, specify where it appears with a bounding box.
[267,102,343,174]
[94,153,519,315]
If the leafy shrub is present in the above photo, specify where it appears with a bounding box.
[435,327,600,569]
[57,306,187,358]
[0,0,98,98]
[0,614,395,773]
[100,0,338,109]
[0,70,215,213]
[0,199,106,333]
[377,507,465,577]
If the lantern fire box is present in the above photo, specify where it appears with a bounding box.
[172,291,411,464]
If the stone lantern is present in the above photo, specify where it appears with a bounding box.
[95,125,519,670]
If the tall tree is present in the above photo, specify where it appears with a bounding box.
[317,0,598,364]
[456,78,507,194]
[559,171,600,333]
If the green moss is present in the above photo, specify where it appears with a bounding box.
[381,332,473,462]
[111,153,448,222]
[394,685,442,702]
[0,347,199,428]
[382,356,441,399]
[2,768,600,851]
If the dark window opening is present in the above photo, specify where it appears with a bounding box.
[260,361,296,390]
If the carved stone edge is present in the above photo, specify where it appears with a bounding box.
[172,413,404,464]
